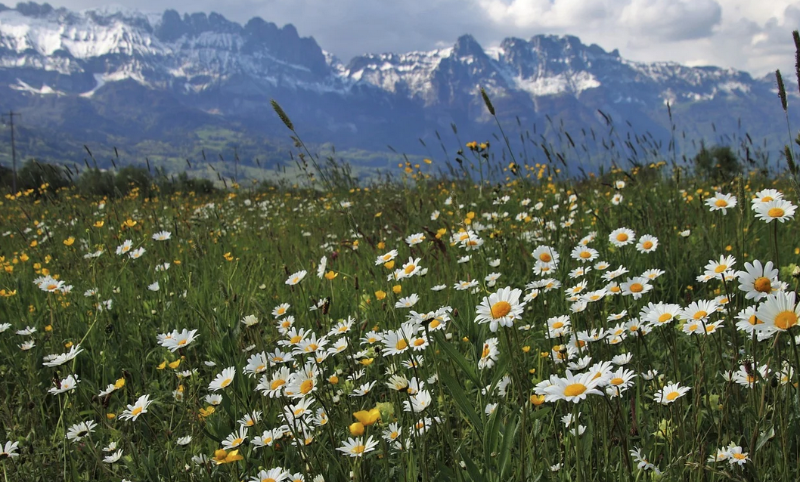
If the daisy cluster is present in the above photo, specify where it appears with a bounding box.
[0,173,798,481]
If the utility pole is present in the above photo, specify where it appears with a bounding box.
[3,111,20,195]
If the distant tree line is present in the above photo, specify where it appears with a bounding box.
[0,160,217,198]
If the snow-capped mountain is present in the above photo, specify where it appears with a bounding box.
[0,2,790,170]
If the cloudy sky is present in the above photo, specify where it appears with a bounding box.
[46,0,799,78]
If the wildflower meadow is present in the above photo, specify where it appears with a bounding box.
[2,47,800,482]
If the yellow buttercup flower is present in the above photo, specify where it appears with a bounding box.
[353,408,381,426]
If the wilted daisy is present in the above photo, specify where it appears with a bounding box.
[241,315,259,327]
[103,449,123,464]
[706,192,737,214]
[474,287,525,332]
[43,344,83,367]
[49,374,80,395]
[478,338,499,369]
[654,382,690,405]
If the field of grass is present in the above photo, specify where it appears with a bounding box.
[1,136,799,482]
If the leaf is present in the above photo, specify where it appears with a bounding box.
[462,453,487,482]
[498,412,519,478]
[756,427,775,452]
[202,426,222,444]
[435,332,480,386]
[440,370,483,433]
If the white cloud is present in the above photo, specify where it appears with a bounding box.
[39,0,800,76]
[619,0,722,41]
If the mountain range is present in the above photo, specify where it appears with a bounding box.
[0,2,794,178]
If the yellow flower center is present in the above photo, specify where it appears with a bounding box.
[178,339,187,345]
[290,335,302,344]
[715,199,728,207]
[270,379,286,390]
[714,264,727,273]
[658,313,672,323]
[220,378,232,388]
[262,478,276,482]
[539,252,552,262]
[231,437,244,446]
[610,286,621,293]
[552,321,564,329]
[429,319,441,329]
[642,241,653,250]
[563,383,587,397]
[693,311,708,320]
[413,338,426,347]
[687,324,699,332]
[390,431,398,439]
[481,344,491,359]
[754,277,772,293]
[616,233,629,242]
[350,445,366,454]
[775,311,798,330]
[705,324,716,333]
[404,264,416,274]
[300,379,314,394]
[748,315,762,325]
[131,406,143,416]
[395,339,408,351]
[768,207,785,218]
[732,453,747,460]
[610,377,624,386]
[666,391,680,401]
[490,301,512,319]
[761,196,773,202]
[629,283,644,293]
[579,251,591,259]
